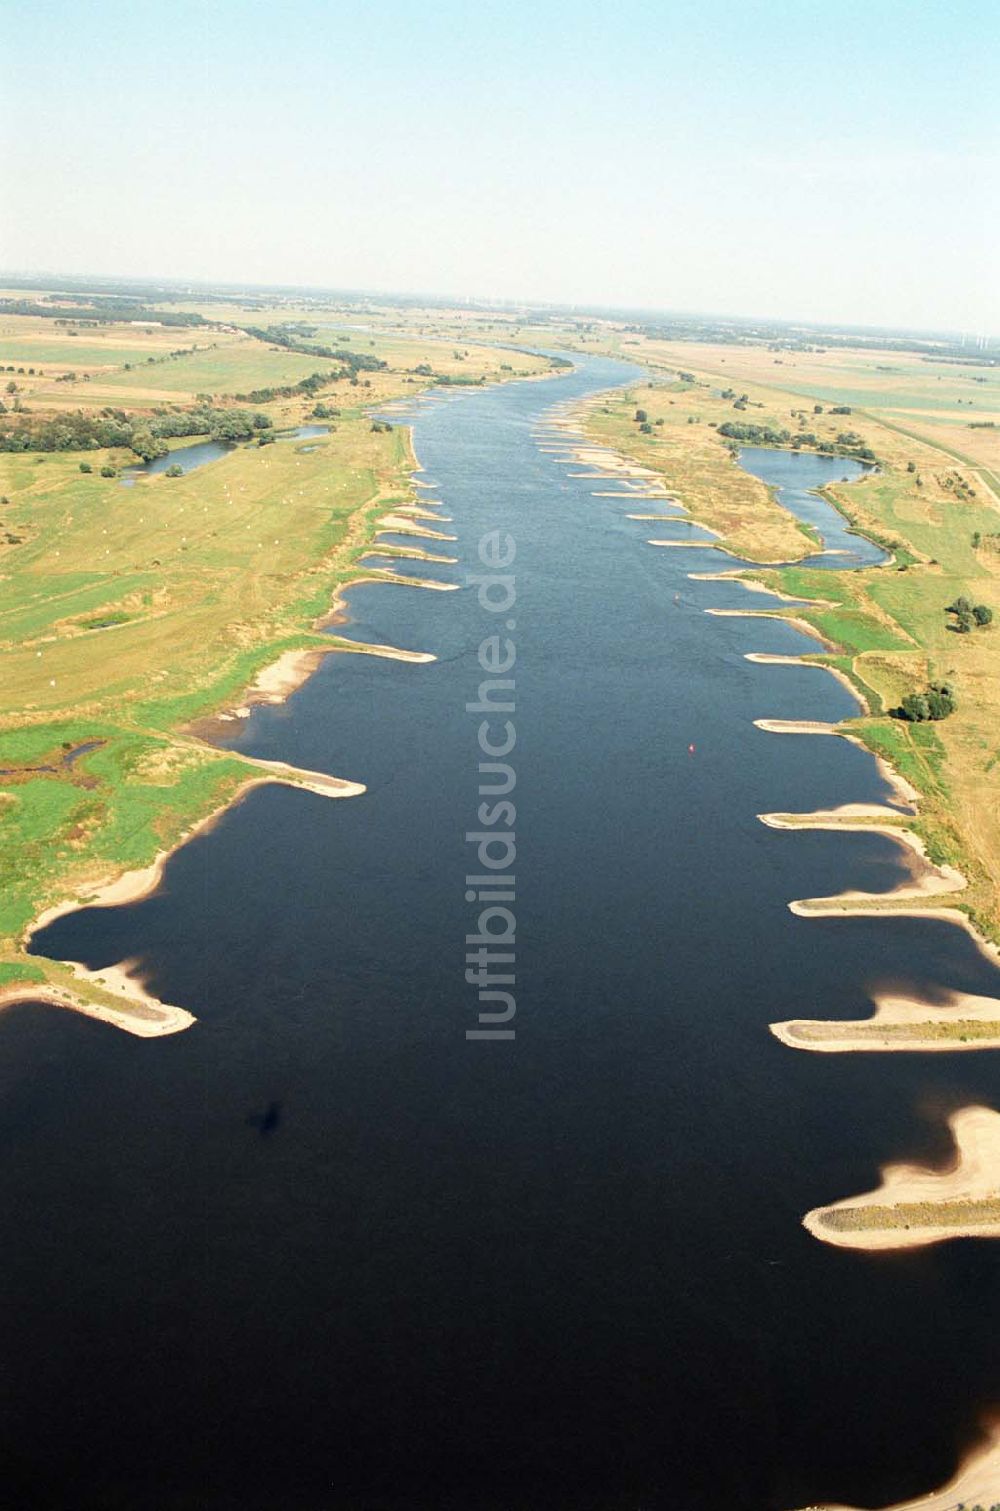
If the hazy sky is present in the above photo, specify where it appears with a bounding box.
[3,0,997,331]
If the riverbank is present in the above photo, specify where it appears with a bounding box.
[0,381,470,1030]
[580,369,1000,951]
[3,752,369,1031]
[579,364,1000,970]
[803,1106,1000,1250]
[572,374,1000,1268]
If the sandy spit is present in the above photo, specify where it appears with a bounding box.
[787,901,999,964]
[0,972,194,1039]
[772,987,1000,1054]
[647,538,719,549]
[803,1106,1000,1251]
[377,514,456,540]
[709,611,836,648]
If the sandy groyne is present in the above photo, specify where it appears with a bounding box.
[803,1106,1000,1251]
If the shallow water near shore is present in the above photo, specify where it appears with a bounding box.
[8,357,1000,1509]
[119,422,330,483]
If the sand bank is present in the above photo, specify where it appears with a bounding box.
[0,972,194,1038]
[362,545,457,564]
[691,573,827,605]
[376,514,456,540]
[650,520,722,538]
[788,901,998,963]
[384,504,447,521]
[647,538,719,549]
[325,638,436,664]
[772,987,1000,1053]
[246,648,330,705]
[754,718,840,735]
[709,611,836,648]
[803,1106,1000,1250]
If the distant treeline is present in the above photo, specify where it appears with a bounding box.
[230,369,354,403]
[242,325,387,372]
[624,316,994,363]
[717,420,876,461]
[0,404,272,457]
[0,298,207,327]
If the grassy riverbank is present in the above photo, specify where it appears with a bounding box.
[0,309,557,1029]
[582,365,1000,967]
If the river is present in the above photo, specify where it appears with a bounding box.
[5,356,1000,1509]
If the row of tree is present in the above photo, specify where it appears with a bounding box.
[0,298,205,326]
[241,325,387,373]
[0,404,273,456]
[717,420,876,461]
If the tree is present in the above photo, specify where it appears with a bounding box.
[901,693,930,721]
[99,465,116,478]
[948,595,973,616]
[973,603,993,626]
[165,463,184,477]
[955,610,975,633]
[926,688,955,719]
[5,381,16,394]
[79,461,92,473]
[634,409,648,423]
[130,428,167,463]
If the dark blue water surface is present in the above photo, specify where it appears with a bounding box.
[8,357,1000,1510]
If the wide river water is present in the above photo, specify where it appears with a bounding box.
[6,356,1000,1509]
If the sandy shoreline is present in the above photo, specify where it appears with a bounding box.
[803,1106,1000,1251]
[745,652,866,710]
[709,609,837,648]
[9,757,371,1035]
[772,987,1000,1053]
[13,430,450,1037]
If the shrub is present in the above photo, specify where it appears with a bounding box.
[79,461,92,473]
[973,603,993,626]
[99,465,116,478]
[164,463,183,477]
[899,683,955,721]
